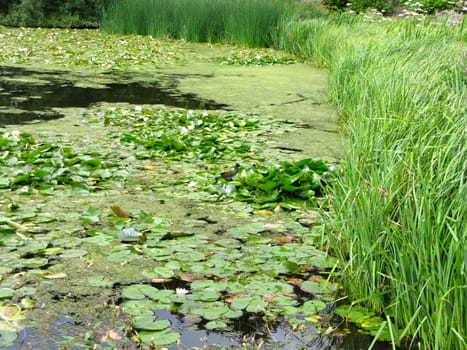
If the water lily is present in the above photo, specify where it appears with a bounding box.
[175,288,189,295]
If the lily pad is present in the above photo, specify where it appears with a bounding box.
[138,329,181,345]
[59,249,88,259]
[122,284,160,300]
[231,295,267,313]
[0,329,17,347]
[300,300,327,315]
[0,289,15,300]
[133,314,171,331]
[300,280,337,295]
[205,320,228,330]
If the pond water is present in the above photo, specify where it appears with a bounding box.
[0,66,229,125]
[1,39,398,349]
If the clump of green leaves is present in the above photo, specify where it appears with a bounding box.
[0,129,126,192]
[214,158,334,210]
[216,49,300,66]
[89,106,273,162]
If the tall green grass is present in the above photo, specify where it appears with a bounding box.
[101,0,294,47]
[279,16,466,349]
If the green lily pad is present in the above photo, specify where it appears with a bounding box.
[300,280,336,295]
[197,304,230,320]
[231,295,267,313]
[122,284,161,300]
[300,300,327,315]
[59,249,88,259]
[173,250,205,262]
[0,329,17,347]
[205,320,228,330]
[151,266,175,278]
[79,207,99,225]
[190,290,221,302]
[0,289,15,300]
[227,223,265,239]
[191,280,228,292]
[138,329,180,345]
[106,250,139,263]
[133,314,171,331]
[223,308,243,319]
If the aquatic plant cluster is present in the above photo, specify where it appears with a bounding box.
[0,26,181,70]
[88,107,334,211]
[0,130,127,192]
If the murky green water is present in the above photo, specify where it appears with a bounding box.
[0,32,396,350]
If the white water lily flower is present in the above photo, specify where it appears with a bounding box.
[188,181,197,187]
[134,105,142,112]
[176,288,189,295]
[4,130,21,141]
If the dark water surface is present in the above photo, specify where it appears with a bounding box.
[0,65,229,125]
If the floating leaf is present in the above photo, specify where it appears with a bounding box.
[0,289,14,300]
[151,266,175,279]
[0,329,17,347]
[0,305,23,321]
[79,207,99,225]
[133,314,171,331]
[138,330,180,345]
[205,320,228,330]
[231,295,266,313]
[122,284,160,300]
[300,280,336,295]
[300,300,327,315]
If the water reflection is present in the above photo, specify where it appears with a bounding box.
[0,66,229,125]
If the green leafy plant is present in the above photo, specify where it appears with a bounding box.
[88,106,275,162]
[0,130,126,192]
[213,158,334,210]
[215,49,300,66]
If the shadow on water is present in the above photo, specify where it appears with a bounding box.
[5,311,395,350]
[0,66,230,126]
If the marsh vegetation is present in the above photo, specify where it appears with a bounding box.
[0,1,465,349]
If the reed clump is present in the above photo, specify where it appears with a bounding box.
[279,16,466,349]
[101,0,293,47]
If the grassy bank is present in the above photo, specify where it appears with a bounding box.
[101,0,294,47]
[279,15,466,349]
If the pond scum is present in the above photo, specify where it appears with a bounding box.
[1,2,466,349]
